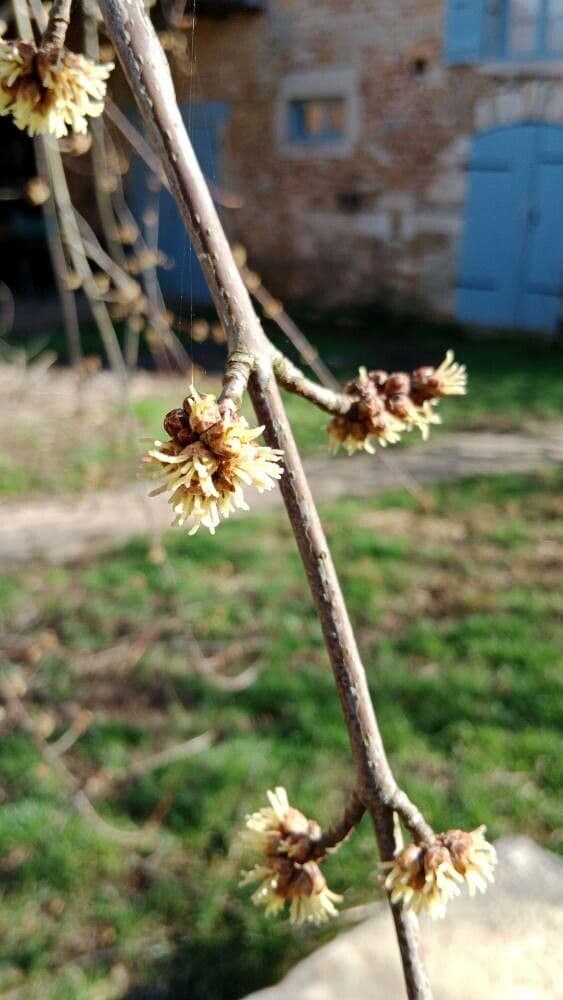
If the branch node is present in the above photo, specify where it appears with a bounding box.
[219,347,257,409]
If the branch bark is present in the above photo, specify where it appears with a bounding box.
[98,1,433,995]
[40,0,72,52]
[273,351,351,414]
[33,139,83,367]
[309,790,366,859]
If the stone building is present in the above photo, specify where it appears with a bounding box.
[156,0,563,333]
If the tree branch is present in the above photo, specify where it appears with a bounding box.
[239,262,340,391]
[309,790,366,859]
[41,0,72,52]
[98,2,433,994]
[273,351,352,415]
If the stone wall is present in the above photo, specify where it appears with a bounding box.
[171,1,563,315]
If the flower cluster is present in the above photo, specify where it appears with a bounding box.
[239,787,342,926]
[0,39,112,137]
[328,351,467,455]
[382,826,496,920]
[144,389,283,535]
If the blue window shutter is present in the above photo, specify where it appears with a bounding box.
[444,0,488,64]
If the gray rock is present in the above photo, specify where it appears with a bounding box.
[244,838,563,1000]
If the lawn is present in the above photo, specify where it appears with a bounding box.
[1,470,562,999]
[1,315,562,498]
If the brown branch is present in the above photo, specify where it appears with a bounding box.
[105,97,244,209]
[1,679,153,847]
[273,351,351,415]
[98,0,270,374]
[43,143,128,382]
[248,369,434,844]
[33,139,83,367]
[243,267,340,392]
[243,268,432,509]
[114,731,214,784]
[98,1,433,994]
[40,0,72,52]
[309,790,366,859]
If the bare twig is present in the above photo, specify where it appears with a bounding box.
[49,710,93,755]
[43,142,128,382]
[1,678,153,847]
[310,790,366,859]
[105,96,244,209]
[99,1,433,993]
[13,4,126,371]
[243,268,432,508]
[34,140,83,367]
[40,0,71,51]
[243,267,340,392]
[273,351,351,415]
[118,731,214,782]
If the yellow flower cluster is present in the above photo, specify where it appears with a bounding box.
[382,826,496,920]
[239,787,342,926]
[328,350,467,456]
[0,39,112,137]
[144,389,283,535]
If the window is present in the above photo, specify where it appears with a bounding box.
[499,0,563,57]
[288,98,346,144]
[445,0,563,63]
[277,68,359,157]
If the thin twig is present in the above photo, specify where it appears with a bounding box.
[1,679,153,847]
[244,269,432,508]
[310,790,366,859]
[40,0,71,51]
[105,96,244,209]
[49,710,93,755]
[117,731,214,782]
[273,350,351,415]
[43,143,128,383]
[244,269,340,392]
[33,140,83,366]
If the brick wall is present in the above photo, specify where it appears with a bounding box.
[171,1,563,316]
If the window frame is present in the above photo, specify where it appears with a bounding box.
[490,0,563,61]
[276,68,359,158]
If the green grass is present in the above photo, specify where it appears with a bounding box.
[1,470,562,997]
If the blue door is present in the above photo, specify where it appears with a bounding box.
[457,124,563,333]
[132,101,230,305]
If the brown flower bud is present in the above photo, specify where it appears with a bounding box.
[344,373,370,397]
[25,177,50,206]
[439,829,473,874]
[244,270,262,291]
[411,366,438,403]
[395,842,424,871]
[423,842,451,875]
[356,393,385,426]
[283,834,311,864]
[263,298,283,319]
[176,427,197,446]
[231,243,247,267]
[211,323,227,345]
[191,320,209,343]
[384,372,411,396]
[163,408,190,438]
[286,861,327,899]
[367,369,389,390]
[386,393,415,421]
